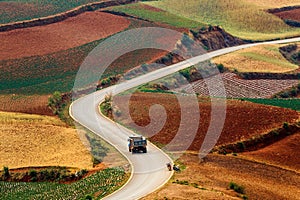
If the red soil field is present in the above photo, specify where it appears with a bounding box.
[243,132,300,171]
[113,92,299,151]
[0,11,130,60]
[273,8,300,22]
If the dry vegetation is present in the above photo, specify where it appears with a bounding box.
[146,0,300,40]
[0,111,93,169]
[213,44,299,73]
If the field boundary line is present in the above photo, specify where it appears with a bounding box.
[0,0,136,32]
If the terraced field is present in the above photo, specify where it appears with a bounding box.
[213,44,299,73]
[145,0,300,40]
[0,111,92,169]
[177,72,299,98]
[0,0,100,24]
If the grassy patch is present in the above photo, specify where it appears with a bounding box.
[146,0,300,40]
[0,0,100,24]
[0,168,127,200]
[243,98,300,111]
[109,3,205,29]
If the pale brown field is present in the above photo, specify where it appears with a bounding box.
[0,111,93,169]
[142,153,300,200]
[213,44,299,73]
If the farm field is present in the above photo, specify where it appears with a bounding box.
[213,44,299,73]
[108,3,205,29]
[177,72,299,98]
[0,19,167,94]
[0,0,101,24]
[243,0,300,8]
[113,92,299,151]
[244,98,300,111]
[145,0,300,40]
[141,153,300,200]
[0,11,130,60]
[242,132,300,172]
[0,111,93,169]
[0,167,127,200]
[273,8,300,22]
[0,94,52,115]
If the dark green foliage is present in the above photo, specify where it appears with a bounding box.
[243,98,300,111]
[229,182,245,194]
[217,63,225,73]
[237,141,245,150]
[48,91,63,115]
[283,122,289,130]
[3,166,9,179]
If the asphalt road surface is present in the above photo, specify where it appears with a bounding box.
[70,37,300,199]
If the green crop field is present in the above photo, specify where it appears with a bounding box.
[109,3,205,29]
[243,98,300,111]
[0,168,127,200]
[145,0,300,40]
[0,0,100,24]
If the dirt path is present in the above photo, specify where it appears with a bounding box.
[0,11,130,60]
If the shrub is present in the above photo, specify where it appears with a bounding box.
[3,166,9,178]
[283,122,289,130]
[229,181,245,194]
[237,141,245,150]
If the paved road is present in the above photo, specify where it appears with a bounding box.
[70,37,300,200]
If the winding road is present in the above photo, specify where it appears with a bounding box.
[70,37,300,199]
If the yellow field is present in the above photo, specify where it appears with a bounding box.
[0,111,93,169]
[146,0,300,40]
[213,44,299,73]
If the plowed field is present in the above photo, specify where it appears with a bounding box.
[0,11,130,60]
[113,92,299,151]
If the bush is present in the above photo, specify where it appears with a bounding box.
[229,182,245,194]
[3,166,9,178]
[283,122,289,130]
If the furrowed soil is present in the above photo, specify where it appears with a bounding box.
[0,111,93,169]
[274,8,300,22]
[0,94,52,115]
[113,92,299,151]
[142,153,300,200]
[0,11,130,60]
[242,132,300,172]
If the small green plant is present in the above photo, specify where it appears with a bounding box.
[3,166,10,179]
[283,122,289,130]
[237,141,245,150]
[229,181,245,194]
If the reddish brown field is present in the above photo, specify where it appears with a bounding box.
[242,132,300,172]
[114,92,299,151]
[142,153,300,200]
[0,94,52,115]
[274,8,300,22]
[0,11,130,60]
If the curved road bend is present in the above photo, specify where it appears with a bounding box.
[70,37,300,200]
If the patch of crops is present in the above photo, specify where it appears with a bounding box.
[146,0,300,40]
[0,0,100,24]
[0,168,127,200]
[242,98,300,111]
[109,3,205,29]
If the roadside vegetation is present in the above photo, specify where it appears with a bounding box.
[0,167,128,200]
[0,0,99,24]
[145,0,300,40]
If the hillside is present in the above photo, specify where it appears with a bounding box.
[145,0,300,40]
